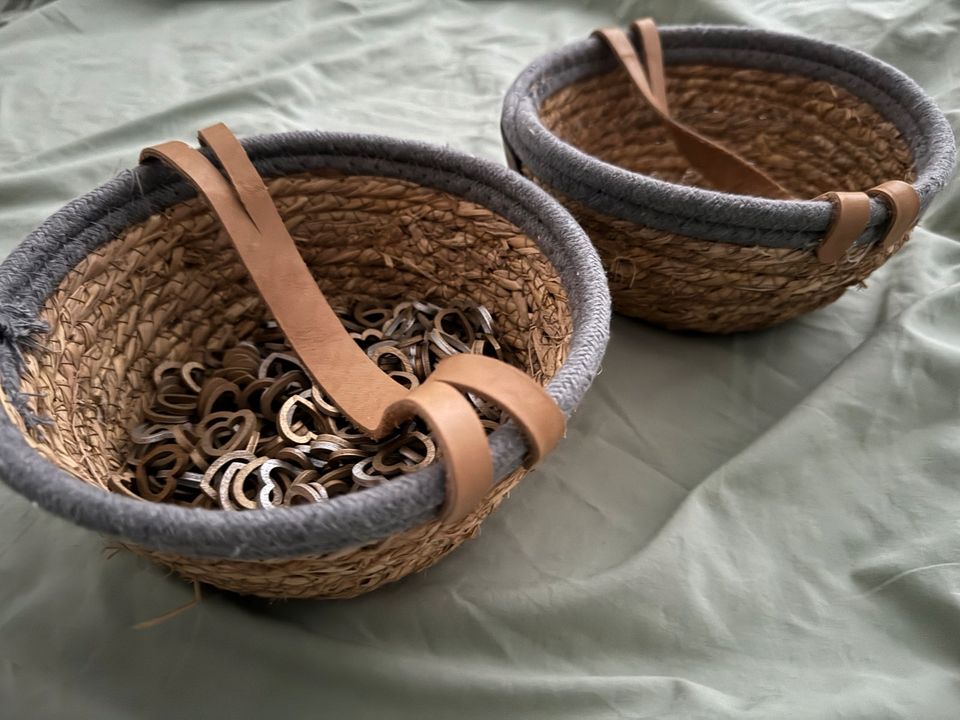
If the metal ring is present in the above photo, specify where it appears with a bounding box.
[200,450,255,501]
[257,352,306,380]
[229,456,271,510]
[277,394,326,445]
[283,481,329,506]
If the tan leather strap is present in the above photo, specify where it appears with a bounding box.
[593,22,791,199]
[383,379,493,522]
[816,181,920,263]
[868,180,921,250]
[141,129,409,438]
[815,191,872,264]
[632,18,668,109]
[428,354,565,467]
[141,124,566,523]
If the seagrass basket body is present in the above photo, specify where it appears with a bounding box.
[502,25,956,333]
[0,132,610,599]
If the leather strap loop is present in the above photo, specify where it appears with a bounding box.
[430,355,566,467]
[593,21,791,199]
[141,123,566,524]
[384,380,493,522]
[427,354,564,467]
[815,191,872,264]
[867,180,921,250]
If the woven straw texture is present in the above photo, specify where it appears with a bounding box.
[0,171,571,598]
[534,64,916,333]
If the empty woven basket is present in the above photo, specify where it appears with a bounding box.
[502,21,956,333]
[0,131,610,599]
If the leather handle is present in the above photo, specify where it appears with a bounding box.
[592,21,792,199]
[815,181,920,263]
[428,354,564,467]
[632,19,668,110]
[868,180,921,251]
[815,191,872,263]
[141,134,409,438]
[383,380,493,522]
[140,123,566,523]
[599,19,921,265]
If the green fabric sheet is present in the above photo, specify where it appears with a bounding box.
[1,0,959,717]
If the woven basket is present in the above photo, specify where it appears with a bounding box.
[0,131,610,599]
[502,22,956,333]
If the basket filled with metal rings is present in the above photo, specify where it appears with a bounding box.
[0,124,610,599]
[501,18,956,333]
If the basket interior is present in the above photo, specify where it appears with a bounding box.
[539,64,916,196]
[6,171,572,495]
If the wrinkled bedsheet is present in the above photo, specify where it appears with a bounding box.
[1,1,959,717]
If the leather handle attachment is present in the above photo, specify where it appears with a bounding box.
[868,180,921,250]
[814,191,872,264]
[592,20,792,199]
[426,354,565,467]
[141,124,565,523]
[815,180,920,264]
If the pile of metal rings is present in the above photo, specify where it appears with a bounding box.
[118,301,508,510]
